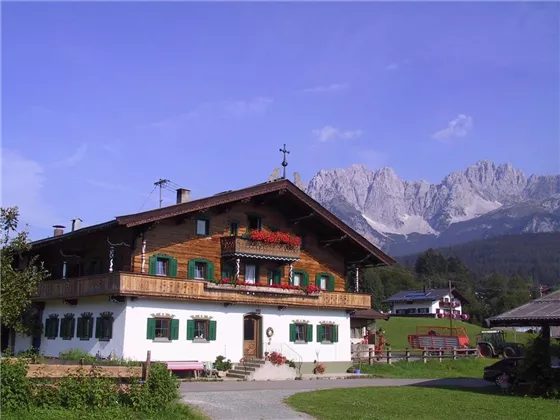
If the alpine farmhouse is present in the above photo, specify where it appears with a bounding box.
[17,179,395,373]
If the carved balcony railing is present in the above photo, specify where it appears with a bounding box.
[33,272,370,310]
[220,237,300,261]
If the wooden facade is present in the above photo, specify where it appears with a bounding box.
[30,179,396,311]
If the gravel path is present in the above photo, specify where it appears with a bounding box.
[181,378,490,420]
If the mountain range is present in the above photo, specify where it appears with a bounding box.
[304,160,560,256]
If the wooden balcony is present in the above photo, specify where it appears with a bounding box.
[220,236,300,261]
[34,272,370,310]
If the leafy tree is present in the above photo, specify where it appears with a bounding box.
[0,207,49,335]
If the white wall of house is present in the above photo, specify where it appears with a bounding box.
[13,334,32,354]
[122,298,351,363]
[40,297,127,358]
[389,294,463,316]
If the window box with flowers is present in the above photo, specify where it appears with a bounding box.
[221,230,301,260]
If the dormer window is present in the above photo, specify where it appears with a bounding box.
[196,219,210,236]
[247,215,262,231]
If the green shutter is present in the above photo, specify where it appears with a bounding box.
[205,220,210,236]
[95,317,102,339]
[68,318,76,339]
[209,320,217,341]
[328,274,335,291]
[273,270,281,285]
[186,320,195,340]
[170,319,179,340]
[77,318,84,339]
[254,264,260,283]
[54,318,60,338]
[45,319,51,338]
[315,274,322,287]
[87,318,94,338]
[148,255,157,275]
[187,260,195,279]
[301,271,309,287]
[207,261,214,280]
[146,318,156,340]
[333,325,339,343]
[306,324,313,343]
[169,257,178,277]
[317,325,324,342]
[289,323,296,342]
[107,317,114,339]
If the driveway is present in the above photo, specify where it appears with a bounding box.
[181,378,489,420]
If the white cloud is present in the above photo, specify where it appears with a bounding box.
[221,97,273,119]
[0,149,61,229]
[385,63,399,71]
[299,83,349,94]
[56,143,88,166]
[432,114,474,141]
[312,125,363,142]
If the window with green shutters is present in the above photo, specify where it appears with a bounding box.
[77,313,94,340]
[291,270,309,287]
[315,273,335,291]
[317,324,338,343]
[146,317,179,341]
[60,314,75,340]
[95,312,114,341]
[45,315,60,339]
[186,319,216,342]
[148,254,178,277]
[289,323,311,343]
[230,222,239,236]
[267,269,281,285]
[187,259,215,280]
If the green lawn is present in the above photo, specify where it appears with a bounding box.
[376,317,531,350]
[1,404,207,420]
[355,358,495,379]
[286,387,560,420]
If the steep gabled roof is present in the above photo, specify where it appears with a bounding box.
[30,178,395,266]
[385,288,470,304]
[487,290,560,327]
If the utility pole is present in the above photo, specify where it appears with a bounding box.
[449,279,453,331]
[154,179,170,209]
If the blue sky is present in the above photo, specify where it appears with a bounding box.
[2,1,559,240]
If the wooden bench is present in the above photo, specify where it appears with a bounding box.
[165,361,205,378]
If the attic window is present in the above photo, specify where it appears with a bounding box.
[247,215,262,231]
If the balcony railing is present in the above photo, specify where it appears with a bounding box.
[34,272,370,310]
[220,236,300,261]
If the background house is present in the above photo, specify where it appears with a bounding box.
[385,288,470,319]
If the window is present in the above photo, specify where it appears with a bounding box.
[247,215,262,231]
[187,259,215,280]
[148,255,177,277]
[418,308,430,314]
[196,218,210,236]
[85,259,103,276]
[351,327,363,339]
[186,319,217,341]
[317,324,338,343]
[315,273,334,291]
[146,317,179,341]
[195,262,207,279]
[60,314,75,340]
[290,323,312,343]
[96,313,114,341]
[395,309,405,314]
[45,316,59,339]
[77,313,94,340]
[230,222,239,236]
[267,269,280,285]
[245,264,257,284]
[291,270,308,287]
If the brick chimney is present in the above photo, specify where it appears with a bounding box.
[53,225,66,236]
[176,188,191,204]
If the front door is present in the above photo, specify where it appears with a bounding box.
[243,315,261,358]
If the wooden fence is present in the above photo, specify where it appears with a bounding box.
[352,346,479,365]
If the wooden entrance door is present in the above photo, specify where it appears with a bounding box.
[243,315,261,358]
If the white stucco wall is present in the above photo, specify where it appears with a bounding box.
[390,294,463,315]
[13,334,32,354]
[40,297,127,358]
[122,298,351,363]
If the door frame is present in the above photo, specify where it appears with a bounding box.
[243,313,263,359]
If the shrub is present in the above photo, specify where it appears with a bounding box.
[516,335,560,398]
[123,362,179,411]
[214,355,232,371]
[0,359,31,410]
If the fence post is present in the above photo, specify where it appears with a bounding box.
[438,349,443,363]
[386,349,392,365]
[452,348,457,360]
[143,350,151,382]
[422,349,427,363]
[405,348,410,362]
[368,347,373,365]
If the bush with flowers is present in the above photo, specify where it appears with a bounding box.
[245,230,301,248]
[266,351,287,366]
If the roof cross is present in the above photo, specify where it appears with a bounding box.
[279,144,290,179]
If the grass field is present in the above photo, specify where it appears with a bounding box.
[286,387,559,420]
[1,404,208,420]
[376,317,531,349]
[355,358,495,379]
